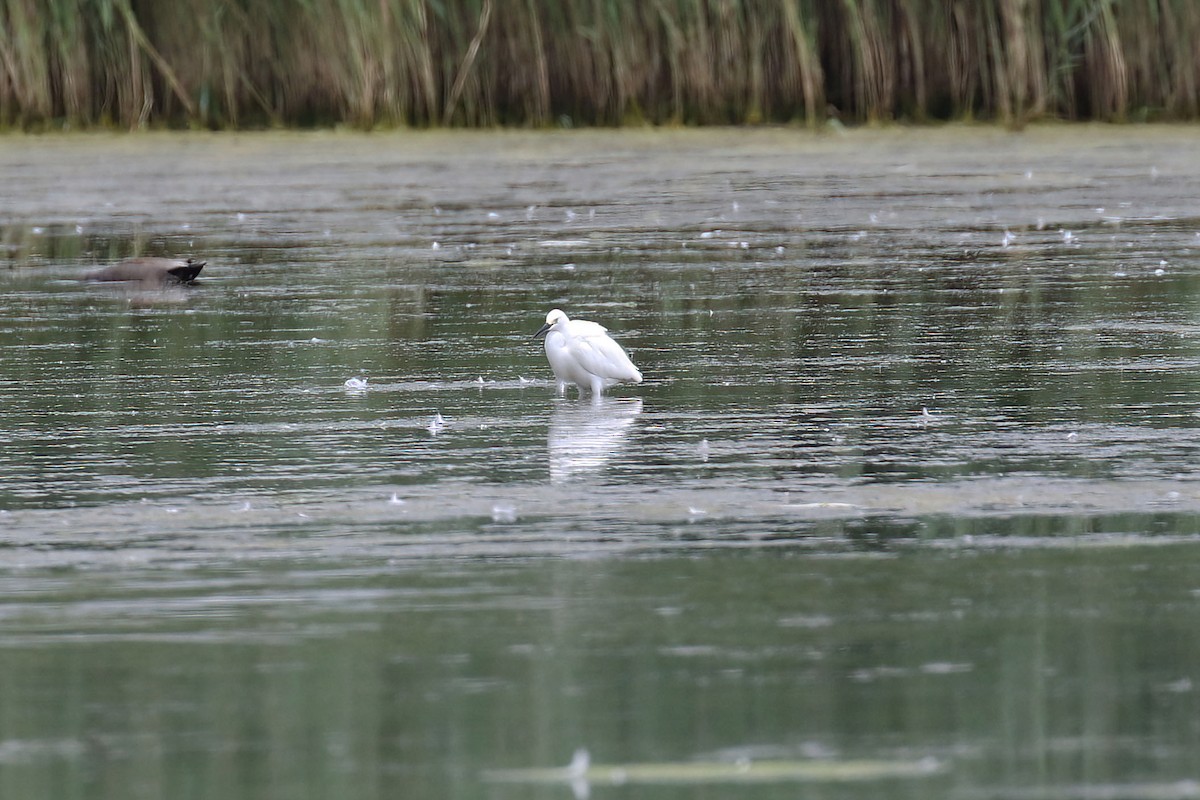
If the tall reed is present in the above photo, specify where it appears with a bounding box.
[0,0,1197,129]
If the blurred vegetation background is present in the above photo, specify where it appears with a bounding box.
[1,0,1198,130]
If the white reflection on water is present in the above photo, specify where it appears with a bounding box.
[548,397,643,484]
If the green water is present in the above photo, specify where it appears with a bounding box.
[1,127,1200,798]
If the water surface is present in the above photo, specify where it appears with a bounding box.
[1,127,1200,799]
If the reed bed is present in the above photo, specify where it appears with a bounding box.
[1,0,1198,129]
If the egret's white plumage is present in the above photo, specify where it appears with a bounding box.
[534,309,642,397]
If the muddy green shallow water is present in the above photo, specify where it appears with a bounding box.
[2,127,1200,798]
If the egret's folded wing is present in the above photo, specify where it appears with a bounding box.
[569,333,641,382]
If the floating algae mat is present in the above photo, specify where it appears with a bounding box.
[484,750,943,787]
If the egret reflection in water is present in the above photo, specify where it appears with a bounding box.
[548,397,643,483]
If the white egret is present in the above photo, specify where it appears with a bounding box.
[533,309,642,397]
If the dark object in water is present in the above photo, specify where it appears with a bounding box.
[84,257,206,285]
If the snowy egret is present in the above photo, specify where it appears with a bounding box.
[533,309,642,397]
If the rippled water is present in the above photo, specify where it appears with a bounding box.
[2,127,1200,798]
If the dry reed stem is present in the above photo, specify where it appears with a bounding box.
[443,0,493,126]
[116,0,196,118]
